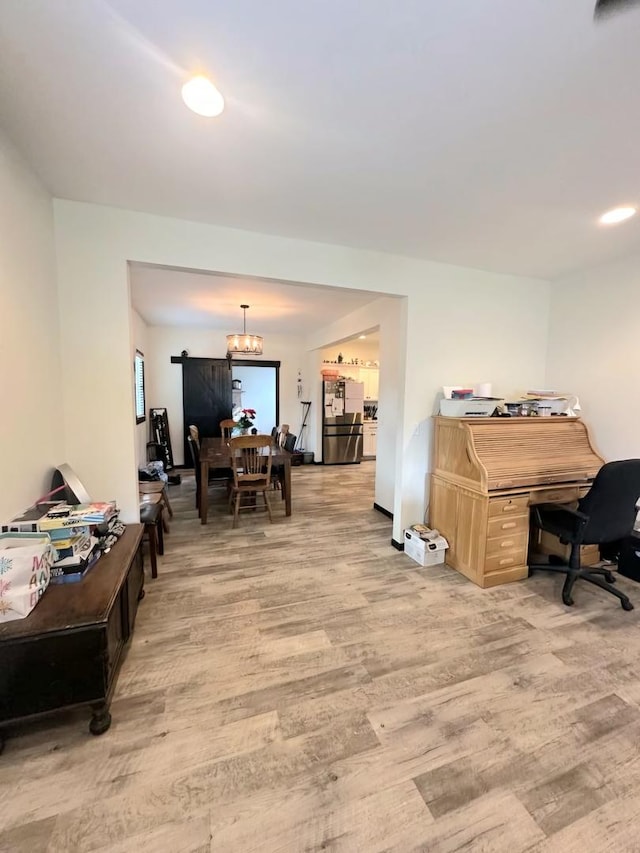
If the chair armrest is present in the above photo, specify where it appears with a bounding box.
[535,503,589,521]
[532,502,590,543]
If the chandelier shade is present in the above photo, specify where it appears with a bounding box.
[226,304,263,356]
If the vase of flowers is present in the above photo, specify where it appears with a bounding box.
[235,408,256,434]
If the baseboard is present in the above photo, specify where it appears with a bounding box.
[391,538,404,551]
[373,502,393,520]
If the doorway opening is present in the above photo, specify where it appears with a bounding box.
[232,361,280,435]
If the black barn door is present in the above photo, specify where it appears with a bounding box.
[182,358,232,463]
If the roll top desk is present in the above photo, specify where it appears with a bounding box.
[429,416,604,587]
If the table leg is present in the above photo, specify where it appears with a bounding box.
[200,460,209,524]
[283,459,292,516]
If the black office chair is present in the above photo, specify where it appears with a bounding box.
[529,460,640,611]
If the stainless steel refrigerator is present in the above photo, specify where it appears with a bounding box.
[322,380,364,464]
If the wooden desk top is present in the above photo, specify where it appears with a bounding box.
[0,524,143,640]
[432,415,604,493]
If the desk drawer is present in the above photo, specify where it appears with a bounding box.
[529,487,579,505]
[485,532,529,559]
[487,514,529,539]
[484,547,527,575]
[488,496,529,518]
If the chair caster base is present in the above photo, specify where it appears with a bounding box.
[89,706,112,736]
[562,594,575,607]
[622,599,634,611]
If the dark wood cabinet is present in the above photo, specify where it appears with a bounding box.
[0,525,144,751]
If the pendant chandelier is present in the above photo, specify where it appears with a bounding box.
[226,304,263,357]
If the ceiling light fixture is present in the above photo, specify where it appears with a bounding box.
[226,304,263,358]
[181,75,225,117]
[599,206,637,225]
[359,335,366,339]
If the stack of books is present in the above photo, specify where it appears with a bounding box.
[3,502,120,584]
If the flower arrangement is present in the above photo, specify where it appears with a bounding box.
[235,408,256,430]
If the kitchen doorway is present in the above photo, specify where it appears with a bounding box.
[232,362,280,435]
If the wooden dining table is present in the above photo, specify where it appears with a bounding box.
[199,436,293,525]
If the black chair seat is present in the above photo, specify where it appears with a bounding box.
[140,503,161,525]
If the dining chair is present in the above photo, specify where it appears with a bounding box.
[272,432,296,494]
[188,424,200,443]
[220,419,236,441]
[188,434,232,512]
[138,480,173,523]
[229,435,273,528]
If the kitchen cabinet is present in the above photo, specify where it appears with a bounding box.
[362,368,379,400]
[363,421,377,457]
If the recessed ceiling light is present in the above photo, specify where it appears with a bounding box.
[599,206,637,225]
[359,335,366,339]
[181,75,225,117]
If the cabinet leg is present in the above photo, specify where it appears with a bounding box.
[89,704,112,736]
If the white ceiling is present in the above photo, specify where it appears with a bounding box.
[129,263,382,332]
[1,1,640,279]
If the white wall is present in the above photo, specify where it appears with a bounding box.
[547,254,640,461]
[145,325,309,466]
[131,308,149,469]
[321,338,380,365]
[53,200,550,530]
[0,130,63,521]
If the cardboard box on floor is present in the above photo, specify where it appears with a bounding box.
[404,528,448,567]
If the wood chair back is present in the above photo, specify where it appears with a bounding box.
[188,424,200,446]
[220,419,236,441]
[187,434,200,467]
[229,435,273,486]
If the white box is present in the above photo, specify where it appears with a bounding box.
[403,528,449,567]
[439,398,503,417]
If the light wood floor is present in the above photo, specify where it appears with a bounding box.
[2,462,640,852]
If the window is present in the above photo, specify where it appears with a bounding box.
[134,350,145,424]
